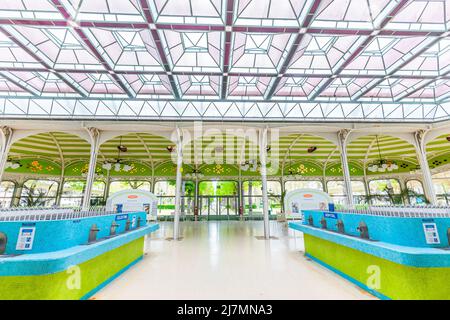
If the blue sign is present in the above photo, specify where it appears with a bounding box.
[115,213,129,221]
[21,222,36,227]
[115,203,123,213]
[324,212,338,219]
[328,203,335,212]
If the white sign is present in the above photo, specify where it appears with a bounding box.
[423,223,440,244]
[106,189,158,216]
[16,227,36,250]
[284,188,333,216]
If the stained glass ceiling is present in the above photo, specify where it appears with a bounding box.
[0,0,449,121]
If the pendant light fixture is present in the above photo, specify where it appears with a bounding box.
[102,136,132,172]
[367,135,399,173]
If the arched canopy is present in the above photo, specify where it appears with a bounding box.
[347,134,418,174]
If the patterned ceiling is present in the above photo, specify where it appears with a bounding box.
[6,131,450,176]
[0,0,449,121]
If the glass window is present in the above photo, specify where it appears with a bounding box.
[62,180,85,197]
[154,180,193,216]
[351,181,367,204]
[326,180,367,205]
[351,181,366,195]
[267,181,282,195]
[109,180,151,195]
[243,181,262,196]
[432,171,450,205]
[369,179,401,194]
[199,181,238,196]
[242,181,281,215]
[368,179,402,205]
[285,180,323,192]
[406,180,424,194]
[60,180,105,207]
[154,180,176,196]
[327,181,345,196]
[21,179,58,207]
[433,174,450,195]
[406,180,426,205]
[0,181,15,208]
[60,180,84,207]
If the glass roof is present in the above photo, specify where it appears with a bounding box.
[0,0,448,121]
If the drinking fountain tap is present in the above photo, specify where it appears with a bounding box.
[0,232,7,255]
[447,228,450,247]
[336,220,345,234]
[137,217,142,228]
[110,222,120,236]
[88,224,100,243]
[357,221,369,240]
[320,217,327,230]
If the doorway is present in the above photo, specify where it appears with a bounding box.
[198,181,239,220]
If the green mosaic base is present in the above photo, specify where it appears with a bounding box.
[0,237,144,300]
[304,234,450,300]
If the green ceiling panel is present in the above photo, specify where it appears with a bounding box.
[154,162,193,177]
[284,161,322,177]
[5,158,62,175]
[200,164,240,176]
[429,154,450,170]
[325,162,364,176]
[65,161,106,177]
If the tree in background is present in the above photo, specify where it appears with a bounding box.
[21,181,57,207]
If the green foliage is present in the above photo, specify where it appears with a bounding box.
[158,204,175,209]
[20,182,56,207]
[199,181,237,196]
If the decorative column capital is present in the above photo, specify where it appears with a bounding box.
[85,127,100,140]
[337,129,351,148]
[0,126,12,137]
[413,129,426,146]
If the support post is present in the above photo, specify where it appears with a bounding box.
[194,178,199,220]
[337,129,354,207]
[398,177,411,205]
[11,179,24,207]
[259,127,270,239]
[238,178,244,218]
[82,128,100,210]
[280,177,285,215]
[413,130,437,205]
[0,126,13,183]
[173,127,183,240]
[56,176,64,206]
[103,170,111,201]
[362,176,370,205]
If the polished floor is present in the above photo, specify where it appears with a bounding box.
[93,221,376,300]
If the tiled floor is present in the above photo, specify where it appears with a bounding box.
[93,220,376,300]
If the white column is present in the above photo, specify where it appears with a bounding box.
[259,127,270,239]
[194,178,199,219]
[413,130,437,205]
[280,177,286,215]
[56,171,65,206]
[0,126,13,183]
[12,179,24,207]
[103,169,111,200]
[337,129,354,207]
[173,127,183,240]
[82,128,100,210]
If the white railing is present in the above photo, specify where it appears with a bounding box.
[334,205,450,218]
[0,206,129,222]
